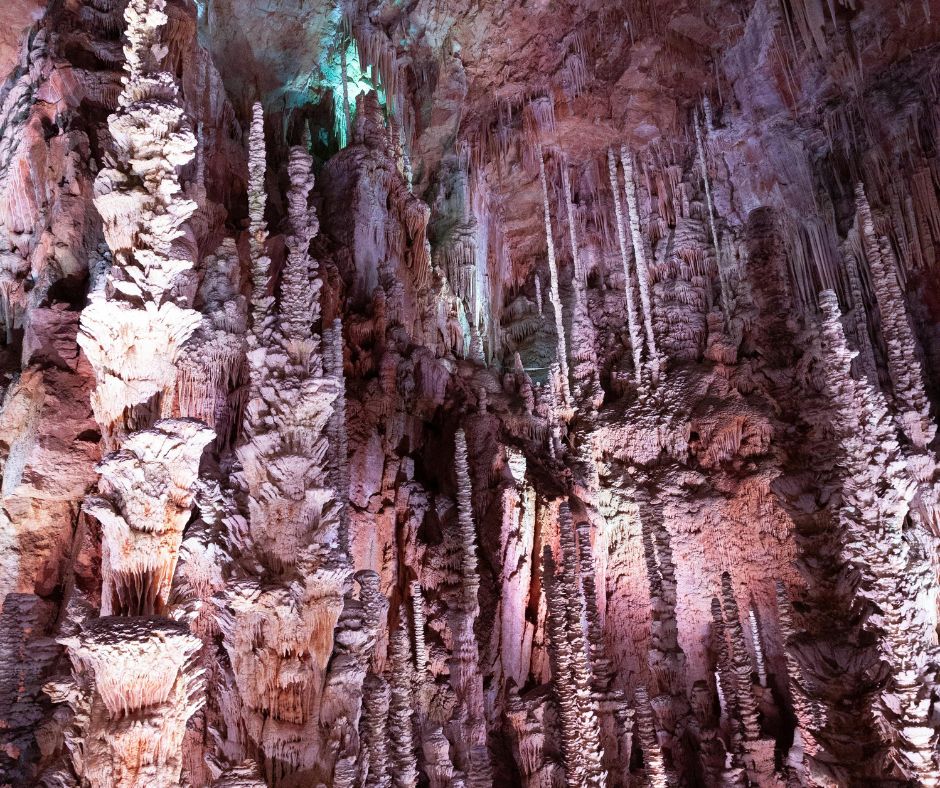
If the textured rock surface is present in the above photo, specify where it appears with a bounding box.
[0,0,939,786]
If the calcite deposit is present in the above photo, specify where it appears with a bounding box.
[1,0,940,786]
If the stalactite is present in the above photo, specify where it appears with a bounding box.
[818,288,940,783]
[538,148,572,409]
[693,108,733,324]
[618,145,661,380]
[340,41,352,149]
[6,2,940,786]
[561,158,602,407]
[607,148,644,384]
[854,184,935,448]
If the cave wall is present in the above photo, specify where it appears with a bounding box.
[0,0,939,786]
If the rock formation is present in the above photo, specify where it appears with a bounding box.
[0,0,939,786]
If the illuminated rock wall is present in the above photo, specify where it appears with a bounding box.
[0,0,939,785]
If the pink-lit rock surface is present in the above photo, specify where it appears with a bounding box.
[0,0,939,785]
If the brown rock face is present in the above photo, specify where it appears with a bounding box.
[1,0,940,786]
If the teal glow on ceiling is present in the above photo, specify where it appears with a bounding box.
[318,39,386,147]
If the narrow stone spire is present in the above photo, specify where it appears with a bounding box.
[720,573,760,741]
[607,147,644,383]
[247,101,273,337]
[328,317,352,560]
[542,544,585,783]
[78,0,203,448]
[538,147,572,408]
[450,428,492,784]
[693,106,733,324]
[388,621,419,788]
[618,144,662,379]
[635,685,669,788]
[854,184,935,448]
[818,288,940,783]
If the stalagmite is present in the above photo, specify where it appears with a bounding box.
[574,514,610,688]
[542,544,585,784]
[215,141,353,785]
[411,581,430,687]
[211,761,267,787]
[634,686,668,788]
[499,449,535,688]
[607,147,644,383]
[387,623,419,788]
[360,674,392,788]
[618,145,662,379]
[538,148,572,409]
[548,503,609,787]
[818,289,940,784]
[841,241,879,386]
[774,581,823,772]
[247,101,274,338]
[77,0,202,449]
[47,617,205,788]
[854,185,935,448]
[46,3,213,783]
[5,1,940,785]
[450,429,492,784]
[85,419,214,616]
[747,607,767,688]
[328,317,352,557]
[719,574,760,741]
[710,596,739,739]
